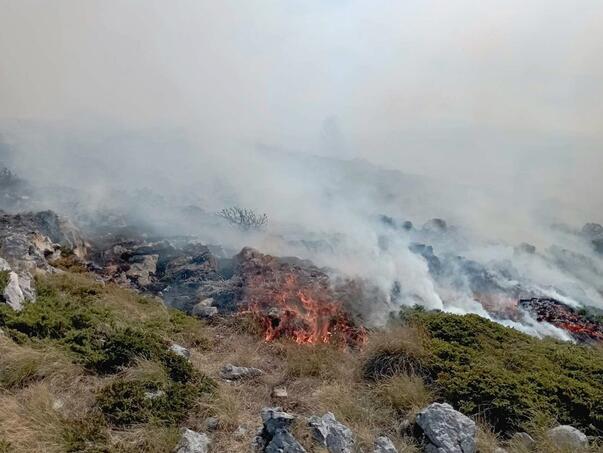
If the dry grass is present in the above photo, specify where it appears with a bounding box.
[0,383,72,453]
[0,336,82,390]
[371,373,434,417]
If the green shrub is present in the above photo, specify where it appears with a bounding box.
[365,309,603,435]
[97,374,215,427]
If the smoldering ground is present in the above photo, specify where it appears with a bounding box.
[1,1,602,334]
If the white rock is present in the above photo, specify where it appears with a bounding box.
[415,403,476,453]
[174,428,211,453]
[271,387,288,399]
[308,412,355,453]
[220,364,263,380]
[170,343,191,359]
[547,425,588,450]
[373,436,398,453]
[3,271,25,311]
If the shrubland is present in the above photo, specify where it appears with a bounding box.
[0,272,601,452]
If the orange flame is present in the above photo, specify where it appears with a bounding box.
[244,273,366,346]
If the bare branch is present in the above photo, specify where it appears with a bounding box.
[216,207,268,231]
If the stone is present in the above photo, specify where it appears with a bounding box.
[415,403,476,453]
[271,387,288,399]
[2,271,25,310]
[261,407,295,435]
[546,425,588,450]
[510,432,535,449]
[308,412,354,453]
[254,407,306,453]
[220,364,264,380]
[206,417,219,431]
[174,428,211,453]
[170,343,191,359]
[126,254,158,286]
[373,436,398,453]
[192,303,218,319]
[265,429,306,453]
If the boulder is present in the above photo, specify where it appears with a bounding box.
[308,412,354,453]
[174,428,210,453]
[192,298,219,319]
[220,364,264,380]
[265,429,306,453]
[415,403,476,453]
[373,436,398,453]
[2,271,26,311]
[546,425,588,450]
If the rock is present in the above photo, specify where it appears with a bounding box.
[510,432,535,449]
[308,412,354,453]
[126,254,158,286]
[261,407,295,435]
[373,436,398,453]
[192,300,219,319]
[546,425,588,450]
[206,417,219,431]
[494,449,508,453]
[254,407,306,453]
[170,343,191,359]
[220,364,264,380]
[174,428,211,453]
[415,403,476,453]
[271,387,288,399]
[2,271,26,310]
[265,429,306,453]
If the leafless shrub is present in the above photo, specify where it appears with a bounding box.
[216,207,268,231]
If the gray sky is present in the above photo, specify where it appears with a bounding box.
[1,0,602,221]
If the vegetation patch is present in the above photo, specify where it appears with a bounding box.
[0,271,10,294]
[364,308,603,435]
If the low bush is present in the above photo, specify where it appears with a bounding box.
[364,309,603,435]
[97,373,214,427]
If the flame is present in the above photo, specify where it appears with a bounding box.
[244,273,366,346]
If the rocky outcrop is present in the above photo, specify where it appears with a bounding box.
[308,412,355,453]
[415,403,476,453]
[0,210,87,308]
[174,428,211,453]
[253,407,306,453]
[546,425,588,450]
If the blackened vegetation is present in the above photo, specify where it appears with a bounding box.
[364,308,603,436]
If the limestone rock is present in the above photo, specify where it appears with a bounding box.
[373,436,398,453]
[220,364,264,380]
[170,343,191,359]
[415,403,476,453]
[546,425,588,450]
[308,412,354,453]
[174,428,210,453]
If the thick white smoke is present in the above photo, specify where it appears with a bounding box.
[1,1,602,337]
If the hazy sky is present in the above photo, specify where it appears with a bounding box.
[1,0,602,218]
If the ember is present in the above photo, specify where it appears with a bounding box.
[519,298,603,343]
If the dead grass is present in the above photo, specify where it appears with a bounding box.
[371,373,434,417]
[0,383,71,453]
[0,336,82,390]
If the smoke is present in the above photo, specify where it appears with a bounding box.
[1,1,603,335]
